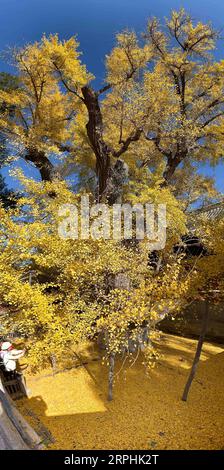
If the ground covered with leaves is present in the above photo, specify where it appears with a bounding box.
[17,334,224,450]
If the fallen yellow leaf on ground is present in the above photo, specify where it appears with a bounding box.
[17,333,224,450]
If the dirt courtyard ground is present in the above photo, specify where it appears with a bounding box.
[17,333,224,450]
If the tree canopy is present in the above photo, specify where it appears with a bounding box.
[0,9,223,205]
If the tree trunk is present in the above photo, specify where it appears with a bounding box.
[108,353,115,401]
[81,86,111,199]
[163,162,178,184]
[162,149,187,185]
[81,85,143,203]
[50,354,57,376]
[182,302,209,402]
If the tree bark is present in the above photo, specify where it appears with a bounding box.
[182,302,209,402]
[81,86,111,199]
[163,161,179,184]
[25,148,56,182]
[163,154,184,184]
[81,85,139,203]
[108,353,115,401]
[50,354,57,376]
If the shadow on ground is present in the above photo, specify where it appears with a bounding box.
[17,334,224,450]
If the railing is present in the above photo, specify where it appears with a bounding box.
[0,376,44,449]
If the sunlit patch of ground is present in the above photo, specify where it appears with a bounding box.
[17,333,224,450]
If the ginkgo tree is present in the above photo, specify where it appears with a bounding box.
[0,9,223,205]
[0,173,191,399]
[0,9,223,401]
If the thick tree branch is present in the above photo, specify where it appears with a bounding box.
[144,132,172,159]
[81,85,112,196]
[96,83,112,96]
[113,128,143,158]
[200,111,224,128]
[162,149,187,184]
[25,148,56,182]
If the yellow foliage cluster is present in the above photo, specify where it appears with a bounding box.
[0,175,191,369]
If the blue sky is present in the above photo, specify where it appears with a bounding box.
[0,0,223,191]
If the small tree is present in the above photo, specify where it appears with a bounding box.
[182,214,224,401]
